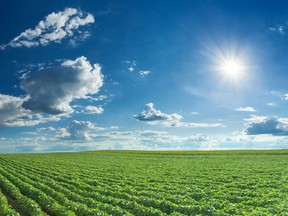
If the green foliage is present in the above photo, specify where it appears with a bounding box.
[0,172,46,216]
[0,189,20,216]
[0,150,287,215]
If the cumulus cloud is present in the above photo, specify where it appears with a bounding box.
[58,120,95,140]
[187,134,209,142]
[85,106,104,114]
[21,56,103,115]
[58,120,105,140]
[134,103,182,122]
[0,94,29,126]
[0,94,64,126]
[134,103,224,128]
[244,115,288,135]
[0,8,94,49]
[0,56,103,127]
[68,120,95,140]
[236,106,256,112]
[57,128,71,139]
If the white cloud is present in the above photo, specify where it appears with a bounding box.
[58,120,105,140]
[18,115,63,127]
[124,60,136,72]
[0,8,94,49]
[267,103,277,107]
[186,135,210,142]
[134,103,182,122]
[123,61,151,77]
[165,121,224,128]
[0,94,64,127]
[68,31,91,47]
[235,106,256,112]
[139,70,150,77]
[269,25,285,35]
[38,127,56,132]
[86,95,108,102]
[85,106,104,114]
[0,95,38,126]
[88,130,221,150]
[138,130,168,137]
[244,115,288,135]
[135,103,224,128]
[191,112,199,115]
[57,128,71,139]
[269,91,288,101]
[128,67,134,72]
[0,56,103,127]
[22,132,37,135]
[21,56,103,115]
[0,94,29,126]
[5,126,288,152]
[68,120,95,140]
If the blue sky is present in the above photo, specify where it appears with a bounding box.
[1,0,288,152]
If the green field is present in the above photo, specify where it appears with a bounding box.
[0,150,288,215]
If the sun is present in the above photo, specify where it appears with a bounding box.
[220,59,244,78]
[205,42,251,86]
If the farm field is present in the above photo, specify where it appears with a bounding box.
[0,150,287,215]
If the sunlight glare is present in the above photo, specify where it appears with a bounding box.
[205,42,251,87]
[220,59,244,79]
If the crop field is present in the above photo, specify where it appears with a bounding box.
[0,150,287,215]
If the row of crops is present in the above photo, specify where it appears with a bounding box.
[0,150,287,215]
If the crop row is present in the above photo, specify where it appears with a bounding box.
[0,152,287,215]
[0,157,222,215]
[0,173,47,216]
[0,188,20,216]
[0,157,205,203]
[1,159,187,215]
[0,166,118,216]
[0,156,268,215]
[0,156,281,215]
[0,162,171,215]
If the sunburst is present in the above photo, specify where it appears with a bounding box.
[220,59,244,79]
